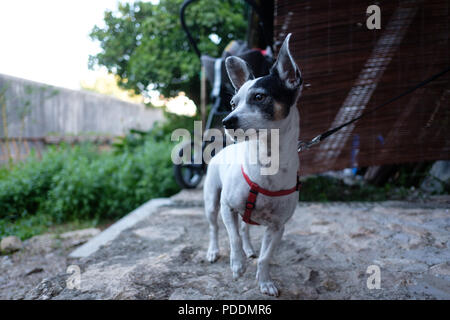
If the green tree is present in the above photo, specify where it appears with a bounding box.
[89,0,246,107]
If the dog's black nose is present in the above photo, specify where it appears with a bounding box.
[222,115,238,129]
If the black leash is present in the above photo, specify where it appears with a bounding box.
[298,66,450,152]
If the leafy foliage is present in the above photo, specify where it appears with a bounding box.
[89,0,247,106]
[298,175,415,202]
[0,139,180,240]
[299,176,386,202]
[0,213,54,241]
[112,108,200,152]
[0,147,68,220]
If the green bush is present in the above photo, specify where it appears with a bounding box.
[112,109,200,152]
[298,175,410,202]
[0,138,180,239]
[44,140,179,222]
[0,147,68,220]
[0,213,54,241]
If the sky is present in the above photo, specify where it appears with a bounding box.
[0,0,196,115]
[0,0,139,90]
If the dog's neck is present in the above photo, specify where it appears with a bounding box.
[244,106,300,190]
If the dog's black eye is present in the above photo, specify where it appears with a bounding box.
[230,100,236,110]
[254,93,265,101]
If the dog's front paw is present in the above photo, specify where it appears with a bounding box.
[206,248,220,263]
[231,252,246,279]
[259,281,279,297]
[231,261,246,279]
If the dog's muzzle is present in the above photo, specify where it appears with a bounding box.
[222,115,238,129]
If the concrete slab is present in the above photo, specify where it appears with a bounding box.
[25,194,450,300]
[69,198,173,258]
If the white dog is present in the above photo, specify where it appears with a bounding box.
[203,34,303,296]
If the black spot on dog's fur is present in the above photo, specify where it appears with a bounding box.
[251,71,300,120]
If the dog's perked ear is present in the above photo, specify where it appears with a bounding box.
[225,56,255,91]
[271,33,302,89]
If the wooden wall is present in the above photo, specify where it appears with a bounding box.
[274,0,449,175]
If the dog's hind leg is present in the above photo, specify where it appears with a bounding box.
[204,171,221,263]
[240,221,257,258]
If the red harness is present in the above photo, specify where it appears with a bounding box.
[241,165,301,225]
